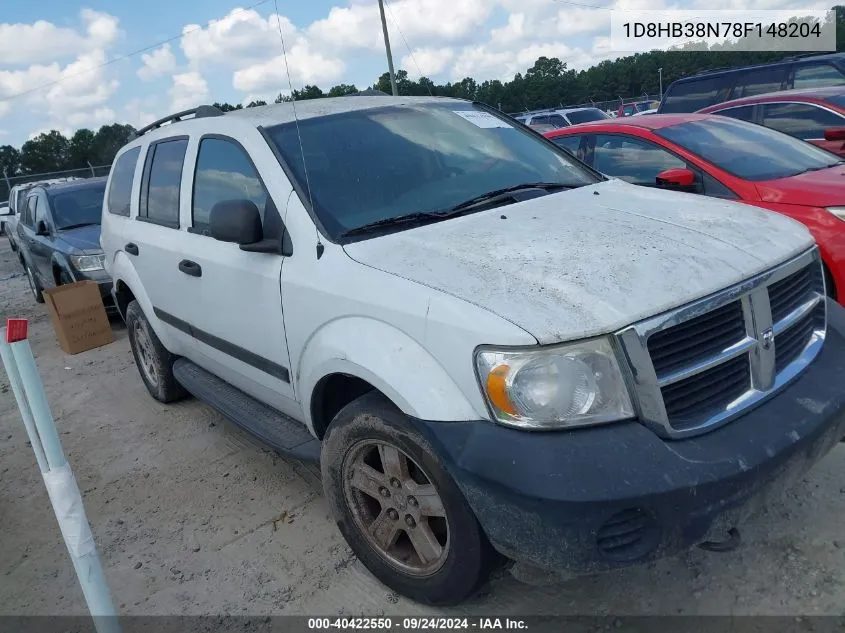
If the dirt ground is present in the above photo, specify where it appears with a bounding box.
[1,236,844,618]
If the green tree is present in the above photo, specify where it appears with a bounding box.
[0,145,21,176]
[91,124,135,166]
[67,129,96,170]
[327,83,358,97]
[20,131,70,175]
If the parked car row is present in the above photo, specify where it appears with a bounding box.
[79,96,845,607]
[544,114,845,300]
[6,176,114,312]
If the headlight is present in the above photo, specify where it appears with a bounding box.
[826,207,845,222]
[69,253,105,272]
[475,337,634,430]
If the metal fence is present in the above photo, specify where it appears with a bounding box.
[1,165,112,205]
[509,93,663,117]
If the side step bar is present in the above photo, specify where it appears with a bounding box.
[173,359,320,462]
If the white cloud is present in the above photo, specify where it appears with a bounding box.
[125,97,160,129]
[65,107,116,129]
[137,44,177,81]
[170,72,209,111]
[309,0,493,51]
[491,13,526,44]
[402,48,455,78]
[180,10,346,93]
[0,103,10,119]
[0,9,119,66]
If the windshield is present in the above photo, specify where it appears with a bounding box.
[49,183,106,229]
[566,109,608,125]
[264,103,599,239]
[656,117,842,181]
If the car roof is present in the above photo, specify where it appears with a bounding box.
[41,177,107,195]
[667,52,845,86]
[135,96,469,144]
[699,85,845,111]
[546,113,707,135]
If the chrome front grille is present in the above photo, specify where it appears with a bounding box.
[617,248,826,439]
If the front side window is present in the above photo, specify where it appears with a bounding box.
[761,102,845,140]
[50,184,106,230]
[546,114,569,127]
[710,105,755,122]
[592,134,687,185]
[657,116,841,181]
[108,147,141,216]
[192,138,268,232]
[24,195,38,227]
[264,103,598,239]
[793,63,845,89]
[141,138,188,226]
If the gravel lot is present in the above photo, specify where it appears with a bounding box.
[1,236,844,618]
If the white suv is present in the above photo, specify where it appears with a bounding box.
[101,97,845,606]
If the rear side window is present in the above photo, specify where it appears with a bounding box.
[566,109,607,125]
[711,105,755,122]
[191,137,268,232]
[140,138,188,227]
[730,67,786,98]
[761,102,845,140]
[793,63,845,89]
[108,147,141,216]
[660,76,731,113]
[546,114,569,127]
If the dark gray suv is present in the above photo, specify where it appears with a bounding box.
[16,177,114,311]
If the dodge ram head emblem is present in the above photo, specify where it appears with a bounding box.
[762,328,775,350]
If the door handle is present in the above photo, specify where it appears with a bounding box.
[125,242,139,256]
[178,259,202,277]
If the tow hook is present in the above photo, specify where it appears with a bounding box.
[698,527,742,553]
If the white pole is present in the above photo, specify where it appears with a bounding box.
[1,320,121,633]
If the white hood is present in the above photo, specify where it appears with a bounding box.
[344,179,815,344]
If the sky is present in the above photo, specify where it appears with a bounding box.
[0,0,833,149]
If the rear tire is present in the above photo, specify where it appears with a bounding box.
[125,300,186,403]
[321,392,497,606]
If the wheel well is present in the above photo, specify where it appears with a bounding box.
[311,373,378,440]
[823,263,837,301]
[52,263,63,285]
[113,280,136,319]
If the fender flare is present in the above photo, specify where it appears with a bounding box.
[49,252,73,283]
[298,317,481,434]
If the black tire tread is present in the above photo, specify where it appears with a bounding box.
[125,300,187,403]
[321,391,497,606]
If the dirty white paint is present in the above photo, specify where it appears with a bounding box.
[345,179,814,345]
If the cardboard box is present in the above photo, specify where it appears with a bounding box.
[43,280,113,355]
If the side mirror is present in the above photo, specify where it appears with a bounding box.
[655,168,696,190]
[36,220,50,236]
[824,127,845,141]
[209,199,263,245]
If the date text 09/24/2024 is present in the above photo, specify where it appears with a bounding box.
[307,618,528,630]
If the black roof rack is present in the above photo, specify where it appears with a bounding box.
[134,105,224,137]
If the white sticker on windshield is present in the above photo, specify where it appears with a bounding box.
[452,110,512,129]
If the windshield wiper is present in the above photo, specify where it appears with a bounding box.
[59,222,99,230]
[799,161,845,174]
[339,183,575,239]
[448,182,574,212]
[340,212,452,238]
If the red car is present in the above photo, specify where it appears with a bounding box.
[544,114,845,301]
[698,86,845,157]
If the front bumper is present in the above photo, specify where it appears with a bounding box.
[409,299,845,573]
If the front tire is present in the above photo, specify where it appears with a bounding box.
[321,392,497,605]
[125,300,186,403]
[25,264,44,303]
